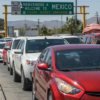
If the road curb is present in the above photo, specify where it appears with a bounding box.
[0,84,7,100]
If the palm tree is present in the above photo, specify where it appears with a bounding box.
[66,16,81,35]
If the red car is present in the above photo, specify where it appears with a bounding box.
[32,44,100,100]
[3,41,11,65]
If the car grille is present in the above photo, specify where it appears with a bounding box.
[86,92,100,97]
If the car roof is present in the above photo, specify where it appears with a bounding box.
[26,36,63,40]
[3,37,12,39]
[53,34,72,36]
[11,37,26,40]
[60,36,79,38]
[49,44,100,51]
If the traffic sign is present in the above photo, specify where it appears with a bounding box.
[11,1,21,15]
[21,2,74,15]
[0,19,4,30]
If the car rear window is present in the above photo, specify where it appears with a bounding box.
[5,39,12,42]
[55,48,100,71]
[65,38,83,44]
[26,39,68,53]
[12,39,20,49]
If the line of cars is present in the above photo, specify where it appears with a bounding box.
[2,35,100,100]
[3,36,69,90]
[0,38,12,63]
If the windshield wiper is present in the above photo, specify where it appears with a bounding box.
[89,68,100,70]
[78,67,100,71]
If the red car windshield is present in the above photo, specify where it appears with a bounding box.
[55,48,100,71]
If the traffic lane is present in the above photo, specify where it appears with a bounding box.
[0,62,32,100]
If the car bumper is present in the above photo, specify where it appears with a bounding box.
[80,93,100,100]
[0,59,3,61]
[0,54,3,61]
[52,90,100,100]
[23,64,33,82]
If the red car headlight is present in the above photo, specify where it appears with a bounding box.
[55,78,82,94]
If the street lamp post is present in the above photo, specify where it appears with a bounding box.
[56,20,58,34]
[75,0,77,36]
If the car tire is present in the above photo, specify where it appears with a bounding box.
[32,80,38,100]
[48,91,53,100]
[13,64,21,82]
[8,67,10,71]
[3,60,6,65]
[7,63,10,71]
[21,69,29,91]
[10,67,13,75]
[10,63,13,75]
[7,59,10,71]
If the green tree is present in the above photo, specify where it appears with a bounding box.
[0,34,4,38]
[66,16,81,35]
[26,26,31,30]
[77,29,83,33]
[40,26,48,36]
[60,24,67,33]
[19,28,25,36]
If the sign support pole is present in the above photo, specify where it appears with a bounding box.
[74,6,89,30]
[83,6,85,29]
[4,5,7,37]
[75,0,77,36]
[2,3,89,36]
[3,5,11,37]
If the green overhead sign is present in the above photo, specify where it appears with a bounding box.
[21,2,74,15]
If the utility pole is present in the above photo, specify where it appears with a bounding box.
[96,11,99,24]
[25,16,27,34]
[61,15,62,27]
[75,0,77,36]
[34,24,35,29]
[56,20,58,34]
[38,19,40,35]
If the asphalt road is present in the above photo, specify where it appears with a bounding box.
[0,62,32,100]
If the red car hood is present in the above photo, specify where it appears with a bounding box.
[59,71,100,92]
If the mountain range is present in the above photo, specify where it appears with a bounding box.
[8,17,99,29]
[8,20,66,29]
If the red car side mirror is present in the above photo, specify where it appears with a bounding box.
[38,63,48,70]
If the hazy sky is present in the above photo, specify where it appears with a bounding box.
[0,0,99,22]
